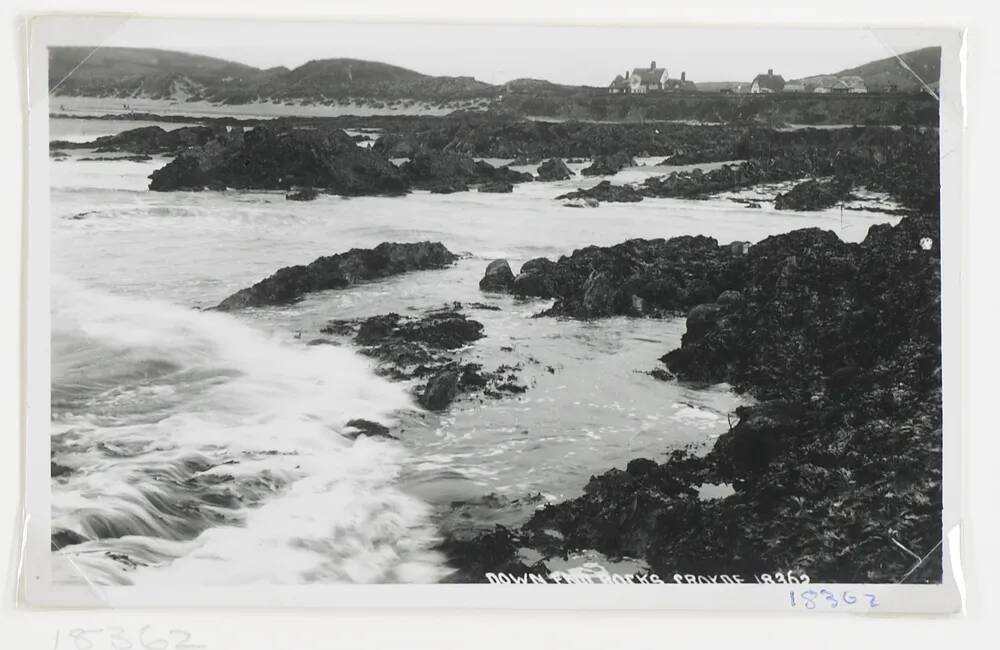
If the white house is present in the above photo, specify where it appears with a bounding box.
[629,61,669,94]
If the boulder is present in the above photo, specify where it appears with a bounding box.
[479,259,515,293]
[512,258,559,298]
[344,418,395,440]
[684,303,723,342]
[419,368,462,411]
[536,158,574,181]
[580,152,636,176]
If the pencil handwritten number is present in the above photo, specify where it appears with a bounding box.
[171,629,207,650]
[140,626,169,650]
[69,629,99,650]
[108,626,134,650]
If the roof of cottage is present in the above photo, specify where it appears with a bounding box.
[751,72,786,92]
[631,67,667,84]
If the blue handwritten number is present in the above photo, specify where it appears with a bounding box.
[820,588,838,608]
[842,591,857,605]
[789,591,796,607]
[801,590,818,610]
[865,593,880,608]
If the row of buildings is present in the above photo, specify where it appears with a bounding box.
[748,69,869,94]
[607,61,697,94]
[607,63,873,94]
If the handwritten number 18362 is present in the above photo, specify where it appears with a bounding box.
[789,589,879,610]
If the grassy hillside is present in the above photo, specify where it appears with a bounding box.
[797,46,941,93]
[49,47,497,102]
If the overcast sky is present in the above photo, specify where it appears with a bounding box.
[56,18,946,85]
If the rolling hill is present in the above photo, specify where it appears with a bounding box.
[48,47,497,103]
[795,46,941,93]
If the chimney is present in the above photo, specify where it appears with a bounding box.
[681,71,686,82]
[650,60,656,70]
[768,68,774,76]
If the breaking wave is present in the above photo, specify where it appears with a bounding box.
[50,278,448,585]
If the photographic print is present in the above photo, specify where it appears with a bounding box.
[20,16,963,611]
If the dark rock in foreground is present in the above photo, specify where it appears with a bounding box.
[216,241,457,310]
[535,158,573,181]
[449,215,942,584]
[479,259,515,293]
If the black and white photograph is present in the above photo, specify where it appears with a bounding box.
[18,15,963,612]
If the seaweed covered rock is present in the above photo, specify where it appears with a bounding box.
[527,236,736,318]
[774,177,855,211]
[580,152,636,176]
[149,124,409,195]
[535,158,574,181]
[512,258,559,298]
[515,215,942,583]
[51,125,219,155]
[400,152,533,191]
[556,180,644,203]
[320,307,527,410]
[479,259,516,293]
[216,241,457,310]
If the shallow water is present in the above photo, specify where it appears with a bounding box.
[48,118,902,585]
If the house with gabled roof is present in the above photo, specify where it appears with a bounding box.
[839,75,868,93]
[629,61,669,94]
[750,69,785,93]
[608,73,630,94]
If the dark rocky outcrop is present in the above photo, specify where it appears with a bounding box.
[399,152,533,192]
[344,419,395,440]
[320,306,527,411]
[448,214,942,584]
[535,158,573,181]
[512,258,560,299]
[553,127,938,215]
[498,237,736,318]
[215,242,457,310]
[51,125,219,155]
[580,152,636,176]
[479,259,515,293]
[774,177,855,211]
[556,180,644,203]
[149,124,409,196]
